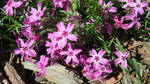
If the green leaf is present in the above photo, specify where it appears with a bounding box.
[59,10,72,15]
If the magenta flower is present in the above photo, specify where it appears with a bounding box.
[14,38,36,62]
[48,22,78,48]
[26,2,46,23]
[60,43,81,64]
[131,0,148,15]
[125,14,141,28]
[86,49,109,69]
[3,0,24,16]
[35,55,49,77]
[114,50,129,68]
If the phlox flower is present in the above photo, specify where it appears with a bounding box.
[113,15,133,30]
[14,38,36,62]
[99,0,117,13]
[60,43,81,64]
[35,55,49,77]
[125,14,141,28]
[131,0,148,15]
[114,50,129,68]
[3,0,25,16]
[86,49,109,69]
[119,0,134,9]
[48,22,78,48]
[45,40,59,58]
[26,2,46,23]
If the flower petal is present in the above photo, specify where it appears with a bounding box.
[27,49,36,57]
[57,22,65,31]
[66,22,74,32]
[68,34,78,41]
[98,49,106,57]
[90,49,97,57]
[115,50,123,57]
[14,48,22,55]
[66,57,71,64]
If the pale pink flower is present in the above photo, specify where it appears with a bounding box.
[119,0,134,9]
[14,38,36,62]
[60,43,81,64]
[3,0,24,16]
[35,55,49,77]
[26,2,46,23]
[131,0,148,15]
[125,14,141,28]
[86,49,109,69]
[114,50,129,68]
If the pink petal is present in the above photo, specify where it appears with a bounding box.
[13,1,22,8]
[59,51,68,55]
[109,7,117,12]
[67,34,78,41]
[67,43,72,50]
[73,56,79,64]
[121,60,127,68]
[74,49,82,55]
[60,37,67,48]
[48,32,62,39]
[14,48,22,55]
[7,7,13,16]
[66,22,74,32]
[114,58,122,64]
[136,22,141,28]
[57,22,65,31]
[98,49,106,57]
[90,49,97,56]
[115,50,123,57]
[27,49,36,57]
[26,40,34,48]
[29,7,38,14]
[94,62,100,69]
[43,57,49,66]
[86,57,93,63]
[136,0,141,3]
[99,58,109,64]
[124,51,129,58]
[66,57,71,64]
[17,38,25,47]
[37,2,42,11]
[139,8,144,15]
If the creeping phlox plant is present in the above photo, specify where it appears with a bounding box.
[2,0,150,83]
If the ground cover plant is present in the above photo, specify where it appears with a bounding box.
[0,0,150,83]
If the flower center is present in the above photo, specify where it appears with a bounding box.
[122,56,126,61]
[136,4,141,8]
[23,47,28,51]
[94,56,100,61]
[62,31,69,37]
[68,51,74,56]
[36,12,41,17]
[8,1,12,6]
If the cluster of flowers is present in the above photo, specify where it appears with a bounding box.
[3,0,149,82]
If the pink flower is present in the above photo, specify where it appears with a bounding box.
[26,2,46,23]
[35,55,49,77]
[125,14,141,28]
[48,22,78,48]
[131,0,148,15]
[86,49,109,69]
[114,50,129,68]
[14,38,36,62]
[119,0,134,9]
[113,15,133,30]
[99,0,117,13]
[3,0,24,16]
[60,43,81,64]
[45,40,59,58]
